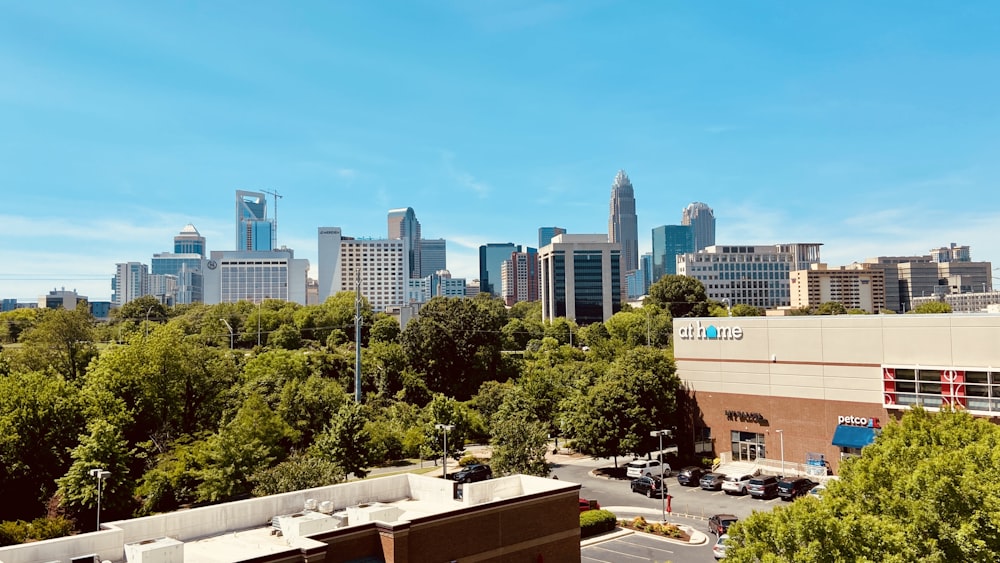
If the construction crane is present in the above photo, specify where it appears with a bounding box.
[262,189,282,249]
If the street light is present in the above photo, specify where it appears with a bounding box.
[776,429,785,478]
[89,468,111,531]
[220,318,234,350]
[722,298,732,317]
[650,429,672,523]
[144,306,155,339]
[257,300,262,347]
[434,424,454,480]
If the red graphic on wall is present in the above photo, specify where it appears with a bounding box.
[882,367,896,406]
[941,370,966,408]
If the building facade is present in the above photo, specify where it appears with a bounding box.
[501,249,540,306]
[318,227,407,312]
[202,249,309,305]
[677,244,823,310]
[419,238,447,277]
[112,262,149,306]
[538,226,566,249]
[407,270,467,303]
[673,314,1000,476]
[236,190,275,251]
[911,290,1000,313]
[651,224,694,280]
[539,234,622,325]
[173,223,206,256]
[608,170,638,273]
[479,243,521,297]
[681,202,716,251]
[789,263,886,313]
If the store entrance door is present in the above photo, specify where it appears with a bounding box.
[731,431,765,462]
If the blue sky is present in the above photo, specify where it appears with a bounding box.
[3,1,999,301]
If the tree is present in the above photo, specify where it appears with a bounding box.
[0,371,87,520]
[310,402,373,478]
[369,315,401,343]
[910,301,952,314]
[725,407,1000,563]
[815,301,848,315]
[401,296,508,400]
[114,295,169,325]
[55,420,137,522]
[268,324,302,350]
[250,454,346,496]
[730,304,765,317]
[645,275,710,318]
[15,306,97,381]
[488,389,550,477]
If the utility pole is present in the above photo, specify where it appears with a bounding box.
[355,269,362,404]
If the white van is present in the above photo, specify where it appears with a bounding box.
[625,459,669,479]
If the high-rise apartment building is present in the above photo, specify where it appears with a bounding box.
[501,249,540,306]
[538,226,567,249]
[681,202,716,251]
[407,270,467,303]
[677,243,822,309]
[318,227,407,312]
[236,190,275,251]
[479,243,521,296]
[420,238,447,277]
[651,225,694,281]
[112,262,149,306]
[539,234,622,325]
[388,207,422,279]
[789,264,886,313]
[608,170,638,273]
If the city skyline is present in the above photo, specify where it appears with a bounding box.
[4,2,1000,301]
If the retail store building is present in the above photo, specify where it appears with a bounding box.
[673,314,1000,475]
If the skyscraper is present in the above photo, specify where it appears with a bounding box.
[608,170,638,273]
[681,202,716,252]
[501,248,540,306]
[420,238,447,276]
[236,190,275,251]
[479,243,521,296]
[651,225,694,281]
[539,234,622,324]
[174,223,206,256]
[538,226,567,249]
[388,207,422,279]
[112,262,148,306]
[318,227,406,312]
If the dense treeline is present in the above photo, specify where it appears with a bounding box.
[0,279,691,542]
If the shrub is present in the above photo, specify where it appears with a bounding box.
[580,509,617,538]
[458,454,484,466]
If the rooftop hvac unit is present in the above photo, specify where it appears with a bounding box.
[273,511,341,538]
[124,536,184,563]
[70,556,98,563]
[304,498,318,511]
[319,500,335,514]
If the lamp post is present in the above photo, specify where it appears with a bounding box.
[220,318,234,350]
[257,300,262,347]
[776,429,785,478]
[144,306,155,339]
[434,424,454,479]
[89,468,111,531]
[650,429,672,523]
[722,298,732,317]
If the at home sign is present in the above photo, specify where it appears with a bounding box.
[677,321,744,341]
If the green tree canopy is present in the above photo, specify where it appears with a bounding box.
[310,402,373,478]
[726,407,1000,563]
[910,301,952,314]
[645,275,710,318]
[14,306,97,381]
[815,301,848,315]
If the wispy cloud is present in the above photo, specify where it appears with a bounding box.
[441,151,491,197]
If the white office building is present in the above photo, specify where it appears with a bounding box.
[202,249,309,305]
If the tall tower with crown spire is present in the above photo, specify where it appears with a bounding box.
[608,170,639,273]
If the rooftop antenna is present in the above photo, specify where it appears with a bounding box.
[262,189,282,249]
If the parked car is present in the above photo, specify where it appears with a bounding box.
[713,533,731,559]
[708,514,738,536]
[721,473,754,495]
[777,477,817,501]
[630,475,667,498]
[449,463,492,483]
[676,466,707,486]
[579,498,601,512]
[699,472,726,491]
[747,475,780,499]
[808,484,827,498]
[625,459,666,479]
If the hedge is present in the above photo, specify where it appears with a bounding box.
[580,509,617,538]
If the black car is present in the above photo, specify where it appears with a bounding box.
[708,513,738,536]
[699,472,726,491]
[746,475,780,499]
[630,475,667,498]
[777,477,816,501]
[449,464,493,483]
[676,466,708,486]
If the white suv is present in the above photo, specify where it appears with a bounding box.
[721,473,755,495]
[625,459,669,479]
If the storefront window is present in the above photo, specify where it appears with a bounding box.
[730,431,765,461]
[885,366,1000,414]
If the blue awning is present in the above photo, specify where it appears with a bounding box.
[832,425,877,449]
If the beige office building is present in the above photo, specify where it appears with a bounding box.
[674,314,1000,475]
[789,263,886,313]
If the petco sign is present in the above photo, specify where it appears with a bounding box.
[676,321,744,341]
[838,416,881,428]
